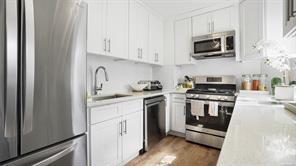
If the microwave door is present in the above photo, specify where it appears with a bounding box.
[0,0,18,162]
[193,38,223,56]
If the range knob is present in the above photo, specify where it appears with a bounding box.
[217,96,222,100]
[187,94,194,98]
[206,95,210,99]
[194,94,199,98]
[222,96,228,101]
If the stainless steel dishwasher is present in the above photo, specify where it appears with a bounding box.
[144,95,166,152]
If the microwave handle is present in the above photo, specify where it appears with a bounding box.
[222,36,226,53]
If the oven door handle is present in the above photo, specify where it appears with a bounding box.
[146,101,162,108]
[186,99,234,107]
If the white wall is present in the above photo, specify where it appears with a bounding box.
[87,54,153,94]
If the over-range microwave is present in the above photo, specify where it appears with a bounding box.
[191,30,235,60]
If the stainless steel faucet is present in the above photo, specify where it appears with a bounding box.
[94,66,109,95]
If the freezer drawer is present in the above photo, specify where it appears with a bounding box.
[3,135,87,166]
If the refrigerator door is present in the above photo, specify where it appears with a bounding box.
[21,0,87,154]
[0,0,18,163]
[4,135,87,166]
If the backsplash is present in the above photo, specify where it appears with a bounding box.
[87,54,153,94]
[152,58,283,91]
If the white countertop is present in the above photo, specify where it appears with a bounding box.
[87,89,187,108]
[217,93,296,166]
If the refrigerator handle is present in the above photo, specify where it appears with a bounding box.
[32,143,77,166]
[4,0,18,138]
[23,0,35,135]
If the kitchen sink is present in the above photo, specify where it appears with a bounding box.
[91,94,132,101]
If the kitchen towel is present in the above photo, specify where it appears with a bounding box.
[208,101,219,117]
[191,100,205,120]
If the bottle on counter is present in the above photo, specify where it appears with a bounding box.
[259,74,268,91]
[252,74,260,91]
[242,74,252,90]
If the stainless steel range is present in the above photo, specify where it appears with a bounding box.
[185,76,237,149]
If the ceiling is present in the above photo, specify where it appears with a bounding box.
[142,0,232,18]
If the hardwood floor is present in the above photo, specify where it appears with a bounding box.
[127,135,220,166]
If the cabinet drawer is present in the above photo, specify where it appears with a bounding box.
[119,99,143,115]
[91,104,119,124]
[171,94,186,103]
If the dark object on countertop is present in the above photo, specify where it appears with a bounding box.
[138,80,163,91]
[290,81,296,85]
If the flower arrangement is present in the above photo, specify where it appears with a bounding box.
[253,40,295,84]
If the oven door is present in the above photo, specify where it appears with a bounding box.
[192,37,225,58]
[185,99,234,137]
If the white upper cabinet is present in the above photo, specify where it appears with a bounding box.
[239,0,264,60]
[192,7,233,36]
[106,0,129,59]
[87,0,129,59]
[211,7,233,33]
[129,0,149,62]
[174,18,193,65]
[149,14,164,65]
[87,0,107,55]
[192,13,211,36]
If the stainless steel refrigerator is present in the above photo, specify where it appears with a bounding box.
[0,0,87,165]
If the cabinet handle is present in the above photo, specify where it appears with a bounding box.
[211,21,214,32]
[119,122,123,136]
[137,48,141,59]
[124,120,127,134]
[108,39,111,52]
[208,22,211,33]
[140,49,143,59]
[184,105,186,116]
[104,38,107,51]
[155,53,158,62]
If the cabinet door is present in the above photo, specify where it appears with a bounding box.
[171,102,186,133]
[240,0,263,60]
[211,7,232,33]
[90,118,122,166]
[149,14,163,65]
[87,0,107,55]
[192,13,211,36]
[174,18,193,65]
[122,111,143,162]
[106,0,129,59]
[129,0,149,62]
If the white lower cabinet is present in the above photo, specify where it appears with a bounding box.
[170,94,186,134]
[89,99,143,166]
[90,118,122,166]
[122,111,143,162]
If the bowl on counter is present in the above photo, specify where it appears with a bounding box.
[130,83,148,92]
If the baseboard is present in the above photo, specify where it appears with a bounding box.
[167,130,185,138]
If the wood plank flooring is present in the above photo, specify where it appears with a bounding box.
[127,135,220,166]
